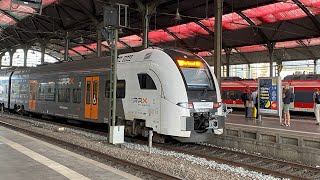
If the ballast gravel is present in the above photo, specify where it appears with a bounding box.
[0,114,287,180]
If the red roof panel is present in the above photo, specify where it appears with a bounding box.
[300,0,320,15]
[242,1,306,24]
[237,45,267,52]
[275,40,301,48]
[67,50,78,56]
[0,0,35,20]
[222,13,250,30]
[199,13,250,31]
[200,18,215,32]
[71,46,91,55]
[148,30,175,43]
[167,24,195,39]
[302,37,320,46]
[0,14,15,27]
[197,51,212,57]
[167,22,208,39]
[0,0,57,27]
[120,35,142,47]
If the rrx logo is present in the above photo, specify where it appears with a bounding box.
[132,97,148,104]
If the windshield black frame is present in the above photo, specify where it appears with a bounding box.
[179,65,215,90]
[163,47,216,91]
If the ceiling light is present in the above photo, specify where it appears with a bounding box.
[79,36,84,44]
[174,8,182,21]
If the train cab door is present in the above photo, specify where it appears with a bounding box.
[85,76,99,120]
[28,80,37,111]
[146,70,162,132]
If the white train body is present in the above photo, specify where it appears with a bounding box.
[1,47,227,142]
[118,47,225,141]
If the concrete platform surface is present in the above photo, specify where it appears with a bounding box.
[226,113,320,138]
[213,113,320,165]
[0,126,141,180]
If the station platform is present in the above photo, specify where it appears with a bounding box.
[208,113,320,165]
[0,126,140,180]
[227,113,320,138]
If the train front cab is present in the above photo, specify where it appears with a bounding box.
[149,49,225,142]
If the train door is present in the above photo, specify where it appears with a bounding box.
[85,76,99,120]
[28,80,37,111]
[146,71,162,131]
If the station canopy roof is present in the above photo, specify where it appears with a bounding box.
[1,0,320,65]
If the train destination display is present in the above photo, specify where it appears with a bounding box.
[258,77,282,117]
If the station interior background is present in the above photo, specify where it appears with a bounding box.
[1,49,315,79]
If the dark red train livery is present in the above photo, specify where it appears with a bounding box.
[221,75,319,112]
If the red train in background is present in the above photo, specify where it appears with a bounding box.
[221,74,320,113]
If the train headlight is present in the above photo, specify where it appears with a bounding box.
[177,102,194,109]
[213,102,222,108]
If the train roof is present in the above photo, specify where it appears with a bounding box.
[222,78,320,88]
[11,58,109,77]
[283,74,320,80]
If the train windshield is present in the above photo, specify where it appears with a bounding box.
[177,60,214,90]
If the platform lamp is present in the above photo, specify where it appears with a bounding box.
[174,0,181,21]
[10,0,43,14]
[79,36,84,44]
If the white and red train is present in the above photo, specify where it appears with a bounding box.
[221,75,319,112]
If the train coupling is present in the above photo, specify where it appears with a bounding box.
[222,103,233,117]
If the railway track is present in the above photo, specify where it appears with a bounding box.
[0,118,180,180]
[2,112,320,179]
[147,142,320,180]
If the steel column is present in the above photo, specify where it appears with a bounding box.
[103,27,119,129]
[276,61,283,77]
[97,29,102,57]
[8,49,15,67]
[40,45,45,64]
[268,43,275,77]
[0,54,3,68]
[64,32,70,61]
[213,0,223,87]
[23,46,28,67]
[247,64,251,79]
[225,49,231,77]
[142,5,149,49]
[111,28,118,127]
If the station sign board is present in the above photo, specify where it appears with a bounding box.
[258,77,282,117]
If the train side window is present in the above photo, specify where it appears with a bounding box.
[38,86,45,100]
[86,81,91,104]
[105,80,126,98]
[138,74,156,90]
[294,90,313,103]
[223,90,241,100]
[58,88,70,102]
[45,86,56,101]
[93,80,98,104]
[117,80,126,98]
[73,88,81,103]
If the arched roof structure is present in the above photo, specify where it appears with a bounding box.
[0,0,320,64]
